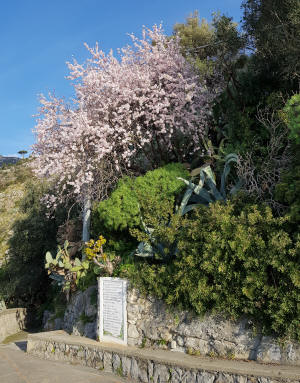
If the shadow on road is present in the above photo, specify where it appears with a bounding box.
[1,327,41,352]
[14,341,27,352]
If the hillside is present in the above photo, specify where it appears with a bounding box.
[0,160,32,265]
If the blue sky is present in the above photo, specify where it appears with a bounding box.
[0,0,243,157]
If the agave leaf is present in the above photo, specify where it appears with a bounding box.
[177,186,194,216]
[192,187,213,203]
[190,164,211,177]
[229,179,243,195]
[135,241,154,258]
[194,170,206,191]
[177,177,192,187]
[178,170,208,215]
[225,153,239,162]
[221,154,239,198]
[202,165,216,184]
[188,194,210,204]
[205,177,224,201]
[220,163,231,198]
[152,241,168,258]
[181,203,203,215]
[140,217,155,238]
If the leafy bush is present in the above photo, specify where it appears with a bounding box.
[0,180,68,308]
[95,163,189,231]
[283,93,300,144]
[275,156,300,230]
[45,236,120,297]
[92,163,189,257]
[127,200,300,340]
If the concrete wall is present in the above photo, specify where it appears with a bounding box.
[0,308,27,342]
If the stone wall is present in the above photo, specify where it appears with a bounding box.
[0,300,6,311]
[28,331,299,383]
[43,284,300,366]
[0,308,27,342]
[43,286,97,339]
[127,288,300,367]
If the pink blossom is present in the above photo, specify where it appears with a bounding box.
[32,25,215,207]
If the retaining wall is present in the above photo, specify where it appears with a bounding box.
[27,331,300,383]
[43,285,300,366]
[0,308,27,342]
[126,289,300,367]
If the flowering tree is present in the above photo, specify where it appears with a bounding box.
[32,25,215,245]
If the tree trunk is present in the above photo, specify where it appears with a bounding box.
[82,195,91,259]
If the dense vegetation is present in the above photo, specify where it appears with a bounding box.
[0,0,299,340]
[125,200,299,340]
[0,161,73,308]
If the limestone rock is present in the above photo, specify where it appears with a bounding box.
[128,324,139,338]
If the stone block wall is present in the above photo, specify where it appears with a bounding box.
[28,332,298,383]
[43,284,300,366]
[0,308,27,342]
[126,288,300,366]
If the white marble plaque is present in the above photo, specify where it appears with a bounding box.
[98,277,127,345]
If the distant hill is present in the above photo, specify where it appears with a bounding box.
[0,155,20,167]
[0,159,32,265]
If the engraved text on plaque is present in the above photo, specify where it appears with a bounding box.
[98,277,127,345]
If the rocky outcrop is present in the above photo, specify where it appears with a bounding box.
[43,286,97,339]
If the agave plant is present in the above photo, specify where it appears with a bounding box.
[177,153,241,215]
[135,154,241,260]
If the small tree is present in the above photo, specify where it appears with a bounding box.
[32,25,216,247]
[18,150,28,159]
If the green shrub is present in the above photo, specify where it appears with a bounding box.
[0,180,68,308]
[92,163,189,257]
[95,163,189,232]
[127,200,300,340]
[283,93,300,144]
[275,166,300,228]
[275,140,300,232]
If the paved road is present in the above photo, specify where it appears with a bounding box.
[0,342,130,383]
